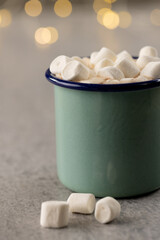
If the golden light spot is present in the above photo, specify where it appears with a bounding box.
[104,0,116,3]
[35,28,51,45]
[119,11,132,28]
[93,0,111,13]
[54,0,72,18]
[0,9,12,27]
[97,8,111,25]
[46,27,59,44]
[150,9,160,26]
[103,10,119,29]
[25,0,42,17]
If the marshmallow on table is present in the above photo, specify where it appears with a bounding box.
[90,47,116,65]
[136,55,160,70]
[40,201,69,228]
[67,193,96,214]
[139,46,158,58]
[79,77,105,84]
[94,58,114,73]
[62,60,90,81]
[115,58,140,78]
[98,66,124,80]
[141,61,160,79]
[50,55,71,74]
[94,197,121,224]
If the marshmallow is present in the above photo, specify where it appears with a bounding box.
[67,193,96,214]
[141,62,160,79]
[117,50,133,62]
[82,57,94,69]
[115,58,140,78]
[139,46,158,58]
[94,197,121,224]
[55,73,62,79]
[134,76,148,82]
[79,77,105,84]
[94,58,114,73]
[136,55,160,69]
[104,80,120,84]
[40,201,69,228]
[50,55,71,74]
[98,66,124,80]
[62,60,90,81]
[90,51,98,64]
[119,78,133,83]
[72,56,85,64]
[91,47,116,64]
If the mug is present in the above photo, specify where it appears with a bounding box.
[46,68,160,197]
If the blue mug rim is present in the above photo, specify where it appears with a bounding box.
[45,57,160,92]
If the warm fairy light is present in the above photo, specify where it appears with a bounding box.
[119,11,132,28]
[97,8,110,25]
[150,9,160,26]
[35,28,51,45]
[103,10,119,29]
[25,0,42,17]
[54,0,72,18]
[35,27,59,45]
[93,0,111,13]
[0,9,12,27]
[104,0,116,3]
[46,27,59,44]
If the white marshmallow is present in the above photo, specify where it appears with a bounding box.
[136,55,160,69]
[67,193,96,214]
[40,201,69,228]
[72,56,85,64]
[62,61,90,81]
[94,197,121,224]
[141,61,160,79]
[94,58,113,73]
[134,76,148,82]
[139,46,158,58]
[119,78,133,83]
[115,58,140,78]
[117,50,133,62]
[90,51,98,64]
[90,47,116,64]
[79,77,105,84]
[50,55,71,74]
[98,66,124,80]
[82,57,94,69]
[104,80,120,84]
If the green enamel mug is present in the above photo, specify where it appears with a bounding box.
[46,69,160,197]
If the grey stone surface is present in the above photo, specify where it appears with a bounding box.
[0,3,160,240]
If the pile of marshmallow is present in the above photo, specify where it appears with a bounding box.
[50,46,160,84]
[40,193,121,228]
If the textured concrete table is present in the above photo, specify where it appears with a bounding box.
[0,3,160,239]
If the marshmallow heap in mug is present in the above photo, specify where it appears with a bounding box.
[50,46,160,84]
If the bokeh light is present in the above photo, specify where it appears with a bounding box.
[150,9,160,26]
[0,9,12,27]
[35,28,51,45]
[119,11,132,28]
[104,0,117,3]
[46,27,59,44]
[93,0,111,13]
[35,27,58,45]
[25,0,42,17]
[103,10,119,29]
[97,8,110,25]
[54,0,72,18]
